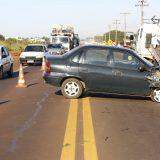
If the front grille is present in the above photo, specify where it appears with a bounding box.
[25,57,36,60]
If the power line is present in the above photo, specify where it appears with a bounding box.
[135,0,149,26]
[120,12,130,46]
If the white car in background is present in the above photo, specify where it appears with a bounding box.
[0,46,14,79]
[19,44,47,65]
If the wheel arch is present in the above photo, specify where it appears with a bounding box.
[60,76,86,89]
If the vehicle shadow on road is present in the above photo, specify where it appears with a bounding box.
[55,90,62,96]
[27,82,39,88]
[1,71,29,80]
[84,92,151,101]
[0,100,10,105]
[55,90,150,102]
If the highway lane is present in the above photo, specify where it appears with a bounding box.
[1,65,160,159]
[0,66,70,160]
[89,94,160,160]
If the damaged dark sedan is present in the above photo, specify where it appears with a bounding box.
[43,45,160,103]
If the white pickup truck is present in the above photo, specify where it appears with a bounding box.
[0,46,14,79]
[19,44,47,65]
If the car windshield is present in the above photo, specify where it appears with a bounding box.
[131,50,154,67]
[25,46,44,52]
[48,44,62,49]
[52,37,69,43]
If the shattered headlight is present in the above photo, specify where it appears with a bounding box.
[147,72,160,82]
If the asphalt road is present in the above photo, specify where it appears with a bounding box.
[0,63,160,160]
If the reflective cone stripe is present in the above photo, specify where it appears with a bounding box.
[16,64,27,88]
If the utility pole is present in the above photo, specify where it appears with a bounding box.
[135,0,149,26]
[108,25,111,41]
[121,12,130,46]
[113,20,120,45]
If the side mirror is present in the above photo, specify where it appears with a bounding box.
[130,35,134,41]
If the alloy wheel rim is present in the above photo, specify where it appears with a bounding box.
[153,90,160,102]
[64,81,80,97]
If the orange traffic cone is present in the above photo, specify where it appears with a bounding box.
[16,63,27,88]
[41,56,45,71]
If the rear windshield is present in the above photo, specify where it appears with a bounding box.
[25,46,44,52]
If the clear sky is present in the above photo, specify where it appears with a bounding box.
[0,0,160,38]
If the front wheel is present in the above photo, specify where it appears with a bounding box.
[7,64,13,77]
[61,78,83,99]
[151,89,160,103]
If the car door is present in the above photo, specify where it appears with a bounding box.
[109,49,150,96]
[78,47,114,92]
[1,47,8,72]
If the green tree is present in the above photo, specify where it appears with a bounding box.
[0,34,5,41]
[103,30,125,44]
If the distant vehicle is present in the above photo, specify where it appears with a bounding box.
[0,46,14,79]
[51,24,80,52]
[47,44,66,55]
[44,45,160,103]
[19,44,47,65]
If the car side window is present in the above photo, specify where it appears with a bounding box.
[112,50,140,69]
[83,48,110,66]
[71,49,83,63]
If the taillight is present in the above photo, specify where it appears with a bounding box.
[45,60,51,74]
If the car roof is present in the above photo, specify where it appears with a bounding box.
[27,44,45,46]
[48,43,62,46]
[82,44,131,51]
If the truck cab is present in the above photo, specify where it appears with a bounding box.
[136,23,160,62]
[51,24,80,52]
[51,35,71,52]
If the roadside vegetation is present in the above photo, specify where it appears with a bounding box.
[94,30,125,44]
[0,34,49,58]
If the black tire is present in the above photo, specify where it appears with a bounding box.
[0,66,4,79]
[7,64,13,78]
[61,78,83,99]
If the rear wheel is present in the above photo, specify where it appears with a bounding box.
[7,64,13,77]
[151,89,160,103]
[61,78,83,99]
[0,66,4,79]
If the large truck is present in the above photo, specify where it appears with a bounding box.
[51,24,80,52]
[136,16,160,64]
